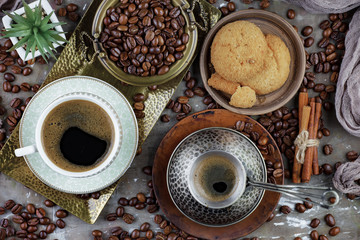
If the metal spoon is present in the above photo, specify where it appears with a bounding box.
[247,178,340,209]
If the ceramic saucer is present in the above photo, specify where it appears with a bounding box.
[153,109,283,240]
[19,76,138,194]
[167,127,266,227]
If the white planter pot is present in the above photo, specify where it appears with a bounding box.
[2,0,66,61]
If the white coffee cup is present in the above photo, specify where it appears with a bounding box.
[15,92,122,178]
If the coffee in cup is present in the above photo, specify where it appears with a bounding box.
[189,150,247,208]
[15,92,122,178]
[42,99,114,172]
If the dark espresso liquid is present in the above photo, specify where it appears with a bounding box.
[42,100,114,172]
[60,127,107,166]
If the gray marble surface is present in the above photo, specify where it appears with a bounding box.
[1,0,360,239]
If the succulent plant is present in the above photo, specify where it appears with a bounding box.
[1,0,67,62]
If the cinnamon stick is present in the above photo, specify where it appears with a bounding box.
[312,102,322,175]
[301,101,316,183]
[292,105,311,183]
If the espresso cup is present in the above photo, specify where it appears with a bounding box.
[188,150,247,209]
[15,92,121,178]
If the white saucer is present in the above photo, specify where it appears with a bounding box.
[19,76,138,194]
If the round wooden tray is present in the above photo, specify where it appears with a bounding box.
[152,109,283,240]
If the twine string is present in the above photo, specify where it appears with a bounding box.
[294,130,319,164]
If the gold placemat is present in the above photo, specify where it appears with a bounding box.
[0,0,221,224]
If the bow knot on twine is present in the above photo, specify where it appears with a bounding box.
[294,130,319,164]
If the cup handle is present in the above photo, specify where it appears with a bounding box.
[15,145,37,157]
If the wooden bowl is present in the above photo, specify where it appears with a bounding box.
[200,10,305,115]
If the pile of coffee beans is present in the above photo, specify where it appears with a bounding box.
[55,1,81,22]
[100,0,189,77]
[0,198,71,239]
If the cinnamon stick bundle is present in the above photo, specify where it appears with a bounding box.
[292,104,310,183]
[312,102,322,175]
[302,101,316,183]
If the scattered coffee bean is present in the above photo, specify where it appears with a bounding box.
[118,197,129,206]
[106,213,117,221]
[45,223,56,233]
[161,114,170,122]
[304,37,314,47]
[302,26,313,36]
[280,205,291,214]
[310,218,320,228]
[56,219,66,228]
[323,144,333,155]
[322,163,333,175]
[319,235,328,240]
[295,203,306,213]
[346,151,358,161]
[287,9,296,19]
[56,209,68,218]
[324,214,336,227]
[123,213,135,224]
[44,199,56,207]
[329,226,340,236]
[4,72,15,82]
[310,230,319,240]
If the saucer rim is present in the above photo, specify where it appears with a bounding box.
[19,76,138,194]
[166,127,267,227]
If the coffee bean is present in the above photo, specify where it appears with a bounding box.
[46,223,56,233]
[0,64,6,73]
[58,7,67,17]
[4,72,15,82]
[92,230,103,237]
[68,12,79,21]
[25,203,36,214]
[12,215,24,224]
[111,226,123,236]
[322,163,333,175]
[184,89,194,98]
[309,53,319,65]
[295,203,306,213]
[11,65,21,74]
[106,213,117,221]
[55,209,67,218]
[36,208,46,218]
[220,7,229,16]
[16,230,27,238]
[123,213,135,224]
[54,0,63,5]
[66,3,78,12]
[147,204,158,213]
[323,144,333,155]
[31,84,40,93]
[140,222,150,232]
[319,235,328,240]
[11,203,22,214]
[133,93,145,102]
[36,217,47,226]
[329,226,340,236]
[310,218,320,228]
[39,230,47,239]
[302,26,313,36]
[20,82,31,91]
[324,214,336,227]
[287,9,295,19]
[322,128,330,136]
[280,205,291,214]
[304,37,314,47]
[0,219,8,228]
[28,217,39,226]
[161,114,170,122]
[227,2,236,12]
[44,199,55,207]
[17,58,26,67]
[131,229,140,238]
[346,151,358,161]
[118,197,129,206]
[142,166,152,175]
[56,219,65,228]
[27,225,38,233]
[273,169,283,178]
[310,230,319,240]
[10,98,21,108]
[146,230,154,239]
[154,214,163,224]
